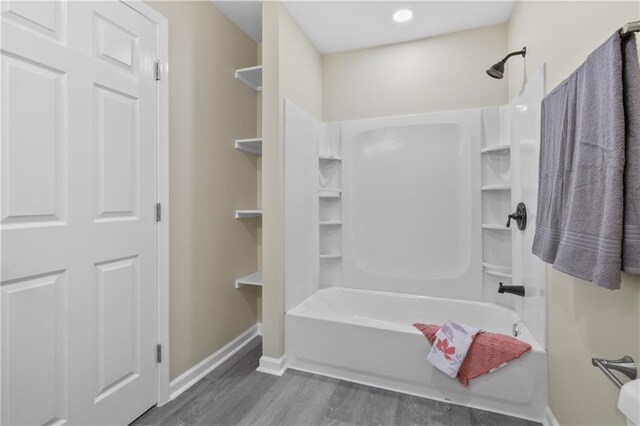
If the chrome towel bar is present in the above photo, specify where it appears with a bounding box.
[591,356,637,389]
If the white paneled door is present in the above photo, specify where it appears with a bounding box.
[1,1,160,424]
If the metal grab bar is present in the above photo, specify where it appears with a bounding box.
[591,356,637,389]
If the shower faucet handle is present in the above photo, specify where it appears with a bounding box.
[506,202,527,230]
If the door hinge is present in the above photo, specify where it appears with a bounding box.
[155,60,162,81]
[156,203,161,222]
[156,344,162,363]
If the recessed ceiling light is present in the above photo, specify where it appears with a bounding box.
[393,9,413,23]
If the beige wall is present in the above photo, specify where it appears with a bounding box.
[508,2,640,425]
[278,10,323,120]
[322,24,509,121]
[147,1,260,380]
[261,1,323,358]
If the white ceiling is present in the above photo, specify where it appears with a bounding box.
[284,1,515,53]
[212,1,263,43]
[211,1,516,54]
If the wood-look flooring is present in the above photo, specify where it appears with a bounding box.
[133,337,540,426]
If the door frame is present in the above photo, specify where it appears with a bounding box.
[121,0,171,407]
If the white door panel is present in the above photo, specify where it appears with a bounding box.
[1,1,159,424]
[1,0,66,42]
[2,271,68,425]
[1,51,67,228]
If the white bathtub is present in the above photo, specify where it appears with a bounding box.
[285,287,547,422]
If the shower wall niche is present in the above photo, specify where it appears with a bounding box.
[480,107,514,307]
[318,123,343,287]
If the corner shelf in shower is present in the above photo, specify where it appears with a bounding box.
[234,271,262,288]
[235,209,262,219]
[234,65,262,91]
[235,138,262,154]
[320,220,342,226]
[320,252,342,259]
[483,268,513,279]
[319,155,342,162]
[481,145,511,154]
[482,262,512,274]
[482,224,510,231]
[319,188,341,199]
[481,184,511,191]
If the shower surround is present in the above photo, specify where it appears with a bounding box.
[283,69,547,422]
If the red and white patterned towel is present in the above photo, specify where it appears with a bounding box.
[425,321,481,378]
[414,323,532,386]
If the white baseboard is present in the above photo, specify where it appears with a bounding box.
[257,354,287,376]
[543,406,560,426]
[169,323,259,400]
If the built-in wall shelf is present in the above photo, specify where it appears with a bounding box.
[481,145,511,154]
[482,262,512,274]
[319,155,342,162]
[481,129,513,295]
[235,138,262,154]
[319,188,341,199]
[233,63,261,306]
[484,269,513,279]
[320,253,342,259]
[235,209,262,219]
[481,184,511,191]
[234,65,262,91]
[234,271,262,289]
[482,224,510,231]
[318,134,343,286]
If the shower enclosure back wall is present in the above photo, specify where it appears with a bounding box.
[341,111,482,301]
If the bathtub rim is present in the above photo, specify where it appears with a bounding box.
[286,286,545,353]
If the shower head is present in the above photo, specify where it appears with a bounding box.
[486,47,527,79]
[486,61,505,79]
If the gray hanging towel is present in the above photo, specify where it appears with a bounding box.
[532,32,640,289]
[622,34,640,275]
